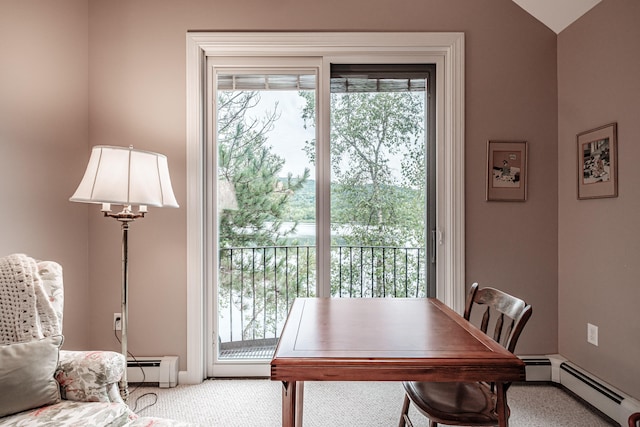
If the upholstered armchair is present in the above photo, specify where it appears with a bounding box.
[0,254,192,426]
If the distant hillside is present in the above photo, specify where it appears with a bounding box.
[283,178,315,222]
[281,178,420,225]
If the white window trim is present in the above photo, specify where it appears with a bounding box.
[183,32,465,384]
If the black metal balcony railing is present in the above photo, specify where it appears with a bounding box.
[217,244,426,359]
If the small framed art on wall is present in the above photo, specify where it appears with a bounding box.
[486,140,528,202]
[577,123,618,200]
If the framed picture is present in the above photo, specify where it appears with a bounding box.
[486,141,528,202]
[577,123,618,200]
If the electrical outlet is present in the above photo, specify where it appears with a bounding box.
[113,313,122,331]
[587,323,598,346]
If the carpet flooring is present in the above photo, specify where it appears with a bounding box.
[128,380,616,427]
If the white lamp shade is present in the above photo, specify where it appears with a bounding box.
[70,145,179,208]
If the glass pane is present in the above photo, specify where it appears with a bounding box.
[216,73,317,360]
[329,77,427,299]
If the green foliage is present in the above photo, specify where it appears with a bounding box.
[218,88,428,343]
[217,91,309,249]
[301,90,426,248]
[283,179,315,222]
[300,89,427,299]
[217,90,310,340]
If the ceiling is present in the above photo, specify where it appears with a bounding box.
[513,0,602,34]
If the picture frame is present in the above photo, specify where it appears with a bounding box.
[577,123,618,200]
[486,140,528,202]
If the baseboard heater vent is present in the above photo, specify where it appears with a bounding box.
[521,357,552,382]
[560,362,623,404]
[127,356,178,388]
[520,355,640,426]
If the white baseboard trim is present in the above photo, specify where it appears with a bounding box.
[520,354,640,426]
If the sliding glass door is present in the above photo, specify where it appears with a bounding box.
[208,58,320,375]
[326,64,434,300]
[207,57,435,376]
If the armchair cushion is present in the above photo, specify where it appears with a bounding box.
[56,350,126,403]
[0,335,63,417]
[0,401,133,427]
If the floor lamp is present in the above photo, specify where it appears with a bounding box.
[70,145,178,401]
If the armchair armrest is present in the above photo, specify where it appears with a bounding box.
[56,350,125,403]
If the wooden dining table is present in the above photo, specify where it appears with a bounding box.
[270,297,526,427]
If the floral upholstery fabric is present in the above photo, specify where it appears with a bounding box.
[0,255,195,426]
[127,417,196,427]
[31,259,126,406]
[0,401,132,427]
[56,350,126,403]
[0,401,196,427]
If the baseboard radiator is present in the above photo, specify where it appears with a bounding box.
[127,356,179,388]
[520,354,640,426]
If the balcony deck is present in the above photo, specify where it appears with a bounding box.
[219,338,278,359]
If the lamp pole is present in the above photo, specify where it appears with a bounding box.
[104,205,146,402]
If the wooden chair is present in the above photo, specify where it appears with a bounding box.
[398,282,533,427]
[629,413,640,427]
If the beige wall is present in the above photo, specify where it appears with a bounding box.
[0,0,90,349]
[558,0,640,400]
[2,0,561,381]
[86,0,558,367]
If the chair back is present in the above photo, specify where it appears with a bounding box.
[463,282,532,354]
[398,283,533,427]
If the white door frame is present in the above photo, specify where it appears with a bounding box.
[183,32,465,384]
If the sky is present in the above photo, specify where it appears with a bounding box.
[245,90,316,180]
[241,89,422,182]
